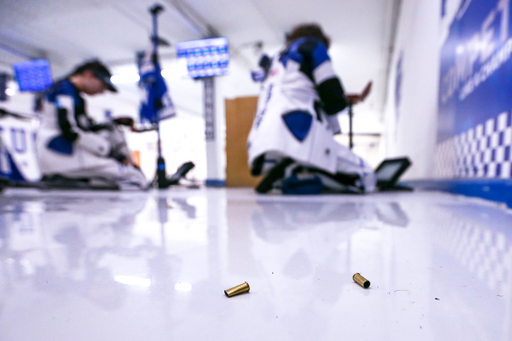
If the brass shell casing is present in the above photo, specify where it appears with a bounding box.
[353,273,371,289]
[224,282,250,297]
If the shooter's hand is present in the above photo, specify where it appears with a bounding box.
[120,157,132,166]
[110,150,133,166]
[346,81,373,105]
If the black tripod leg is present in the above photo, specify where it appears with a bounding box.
[255,158,294,194]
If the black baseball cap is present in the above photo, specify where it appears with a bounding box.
[71,60,117,92]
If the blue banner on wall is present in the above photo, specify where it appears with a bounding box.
[437,0,512,179]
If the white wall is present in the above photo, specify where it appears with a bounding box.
[382,0,443,180]
[0,80,35,116]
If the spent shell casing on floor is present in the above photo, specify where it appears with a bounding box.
[224,281,250,297]
[353,273,371,288]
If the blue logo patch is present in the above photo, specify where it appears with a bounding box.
[47,135,73,155]
[282,111,313,142]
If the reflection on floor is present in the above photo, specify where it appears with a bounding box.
[0,188,510,341]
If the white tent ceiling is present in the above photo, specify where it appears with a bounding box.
[0,0,400,123]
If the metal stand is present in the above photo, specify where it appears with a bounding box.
[148,4,170,189]
[348,102,354,150]
[203,77,215,142]
[148,4,195,189]
[203,76,224,186]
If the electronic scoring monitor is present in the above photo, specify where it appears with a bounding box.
[13,59,53,92]
[375,157,412,191]
[175,37,229,79]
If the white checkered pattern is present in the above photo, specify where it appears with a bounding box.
[438,212,512,295]
[434,111,512,178]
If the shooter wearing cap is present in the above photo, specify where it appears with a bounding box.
[35,60,147,189]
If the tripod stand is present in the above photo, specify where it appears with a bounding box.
[145,4,195,188]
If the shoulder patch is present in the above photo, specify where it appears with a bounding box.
[311,43,330,69]
[282,110,313,142]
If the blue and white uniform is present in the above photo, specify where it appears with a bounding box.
[36,79,147,189]
[0,110,41,183]
[247,38,375,192]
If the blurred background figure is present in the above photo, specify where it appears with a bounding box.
[35,60,147,190]
[248,23,374,194]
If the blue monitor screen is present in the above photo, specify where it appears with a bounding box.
[176,37,229,79]
[13,59,53,92]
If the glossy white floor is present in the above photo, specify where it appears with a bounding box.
[0,187,510,341]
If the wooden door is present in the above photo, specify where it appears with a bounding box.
[225,96,262,187]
